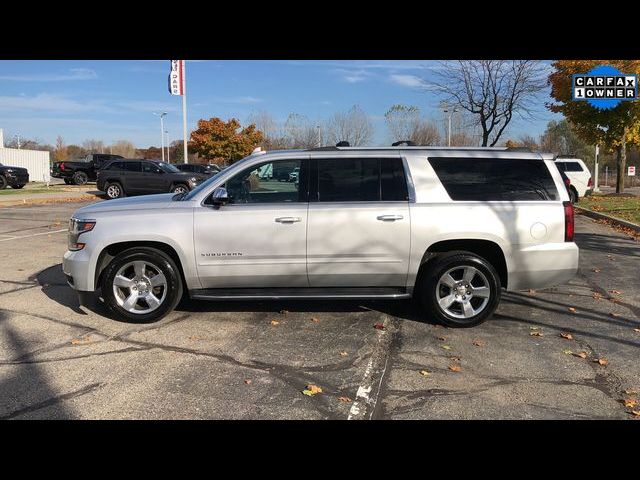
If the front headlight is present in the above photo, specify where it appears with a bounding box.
[68,218,96,251]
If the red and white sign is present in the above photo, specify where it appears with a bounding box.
[628,166,636,176]
[168,60,184,96]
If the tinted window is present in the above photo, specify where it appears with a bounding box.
[318,158,379,202]
[142,162,161,173]
[381,159,409,201]
[106,161,124,170]
[122,162,141,172]
[316,158,408,202]
[429,157,558,201]
[556,161,584,172]
[225,160,306,204]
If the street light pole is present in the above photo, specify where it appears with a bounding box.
[153,112,168,162]
[317,125,321,147]
[594,144,600,192]
[165,130,170,163]
[442,107,458,147]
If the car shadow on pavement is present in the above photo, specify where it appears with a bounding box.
[32,264,87,315]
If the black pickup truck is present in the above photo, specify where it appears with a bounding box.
[0,162,29,189]
[51,153,124,185]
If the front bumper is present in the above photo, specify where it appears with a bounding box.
[63,248,94,292]
[5,173,29,185]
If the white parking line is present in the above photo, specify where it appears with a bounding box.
[0,228,67,242]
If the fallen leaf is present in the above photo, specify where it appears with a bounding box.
[623,399,638,408]
[302,384,323,396]
[609,312,620,318]
[560,332,573,340]
[528,289,536,295]
[573,351,588,359]
[280,309,289,315]
[609,289,621,295]
[563,349,574,355]
[339,351,348,357]
[634,328,640,333]
[624,389,638,396]
[594,358,608,366]
[530,331,543,337]
[374,323,385,330]
[630,410,640,417]
[568,307,577,313]
[592,268,601,273]
[419,370,430,376]
[472,340,484,347]
[438,336,447,341]
[449,364,462,373]
[310,317,320,323]
[270,320,280,326]
[70,334,92,345]
[592,292,603,300]
[449,356,461,362]
[188,335,201,341]
[529,326,540,330]
[338,396,352,403]
[441,345,452,350]
[244,379,252,385]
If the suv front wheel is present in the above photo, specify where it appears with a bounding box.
[105,182,124,199]
[102,247,183,322]
[419,251,501,328]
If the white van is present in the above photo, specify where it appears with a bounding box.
[554,157,593,202]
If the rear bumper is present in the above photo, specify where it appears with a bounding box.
[507,242,579,291]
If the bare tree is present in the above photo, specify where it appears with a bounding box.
[284,113,319,149]
[247,111,288,149]
[385,104,440,145]
[325,105,373,147]
[55,135,68,161]
[82,139,105,153]
[433,60,547,146]
[110,140,136,158]
[449,131,478,146]
[518,134,539,150]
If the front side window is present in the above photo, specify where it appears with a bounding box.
[429,157,558,201]
[316,158,408,202]
[224,159,306,204]
[142,162,161,173]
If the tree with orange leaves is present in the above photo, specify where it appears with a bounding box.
[189,117,264,165]
[547,60,640,193]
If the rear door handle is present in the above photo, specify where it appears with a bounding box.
[377,214,403,221]
[275,217,301,223]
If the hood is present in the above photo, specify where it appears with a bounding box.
[1,165,28,173]
[73,193,176,216]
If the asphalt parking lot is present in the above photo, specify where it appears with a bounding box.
[0,201,639,419]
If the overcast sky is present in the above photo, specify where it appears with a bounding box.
[0,60,562,148]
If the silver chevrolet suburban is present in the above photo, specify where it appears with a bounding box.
[63,146,579,327]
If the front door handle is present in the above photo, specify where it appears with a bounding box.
[275,217,302,223]
[377,214,403,221]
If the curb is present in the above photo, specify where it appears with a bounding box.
[0,194,100,208]
[575,206,640,234]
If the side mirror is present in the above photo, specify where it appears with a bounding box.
[211,187,229,208]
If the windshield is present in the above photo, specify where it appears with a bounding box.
[156,162,181,173]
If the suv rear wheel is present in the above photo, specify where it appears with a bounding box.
[0,176,7,190]
[102,247,183,322]
[418,251,501,328]
[105,182,124,199]
[73,171,89,185]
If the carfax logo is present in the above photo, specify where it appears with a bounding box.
[573,65,637,110]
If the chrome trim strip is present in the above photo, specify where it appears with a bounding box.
[191,293,412,300]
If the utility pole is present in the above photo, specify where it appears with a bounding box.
[165,130,170,162]
[594,144,600,192]
[182,61,188,164]
[317,125,321,147]
[153,112,168,162]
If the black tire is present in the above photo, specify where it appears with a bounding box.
[0,175,7,190]
[11,184,25,189]
[73,171,89,185]
[569,187,578,204]
[170,183,189,194]
[102,247,183,323]
[64,178,72,185]
[105,182,124,199]
[418,251,501,328]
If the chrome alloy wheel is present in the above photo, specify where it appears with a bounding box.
[112,260,167,314]
[435,265,491,319]
[106,184,121,198]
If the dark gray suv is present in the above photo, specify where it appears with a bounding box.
[96,159,207,199]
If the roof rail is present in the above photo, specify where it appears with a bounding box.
[392,140,416,147]
[335,141,350,147]
[307,146,340,151]
[506,146,533,152]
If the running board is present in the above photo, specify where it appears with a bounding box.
[189,287,411,301]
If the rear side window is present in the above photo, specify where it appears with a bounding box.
[122,162,141,172]
[316,158,408,202]
[556,161,584,172]
[429,157,558,201]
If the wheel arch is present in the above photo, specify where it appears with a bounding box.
[416,239,508,289]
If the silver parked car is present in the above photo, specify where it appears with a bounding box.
[63,145,578,327]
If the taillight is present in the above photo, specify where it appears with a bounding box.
[563,201,574,242]
[587,177,593,187]
[59,162,65,171]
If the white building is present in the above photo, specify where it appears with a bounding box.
[0,128,51,182]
